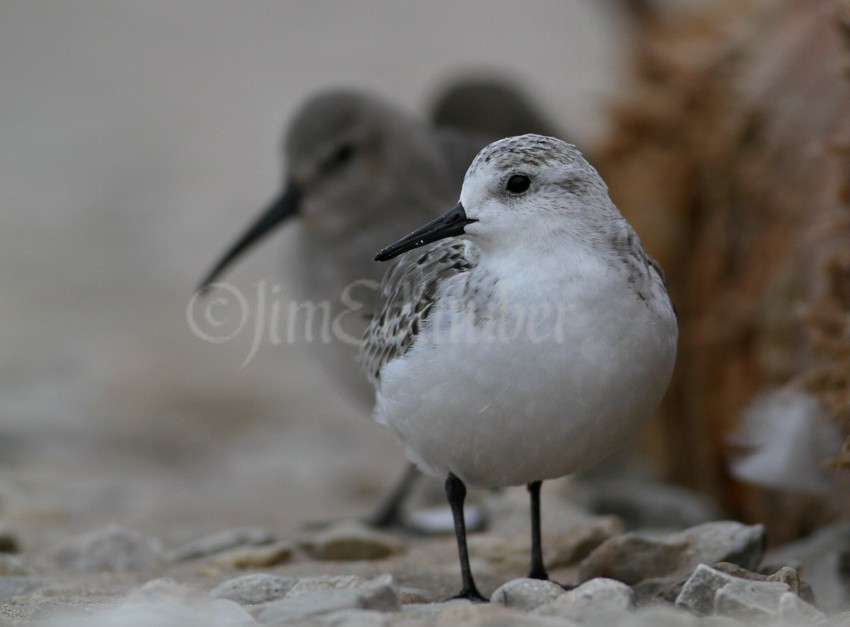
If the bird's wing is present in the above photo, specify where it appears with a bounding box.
[360,238,477,384]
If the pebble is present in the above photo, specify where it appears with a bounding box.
[579,521,766,585]
[468,518,621,574]
[712,561,810,599]
[209,573,297,605]
[546,517,624,568]
[252,574,400,624]
[42,524,163,572]
[167,527,275,562]
[631,576,686,605]
[286,575,369,598]
[675,564,743,615]
[299,520,404,561]
[490,577,566,610]
[675,563,824,622]
[484,485,617,538]
[207,540,295,570]
[713,578,796,620]
[534,577,633,623]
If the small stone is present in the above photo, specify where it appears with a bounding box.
[484,484,617,539]
[712,560,805,595]
[766,566,801,593]
[252,574,400,624]
[468,520,621,575]
[209,573,297,605]
[301,520,403,561]
[547,517,624,568]
[208,541,294,569]
[676,563,822,621]
[131,577,198,601]
[44,524,163,572]
[167,527,274,562]
[713,578,791,620]
[579,521,766,585]
[490,578,566,610]
[467,533,531,573]
[632,576,685,605]
[535,577,633,622]
[352,574,401,612]
[398,586,431,604]
[675,564,739,615]
[286,575,368,598]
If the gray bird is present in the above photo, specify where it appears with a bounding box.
[199,85,559,527]
[364,135,676,599]
[430,76,560,140]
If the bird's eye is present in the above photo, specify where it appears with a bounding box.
[506,174,531,194]
[331,144,355,166]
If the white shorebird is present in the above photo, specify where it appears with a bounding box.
[363,134,677,600]
[199,89,558,528]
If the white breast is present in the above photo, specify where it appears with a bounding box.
[373,258,677,488]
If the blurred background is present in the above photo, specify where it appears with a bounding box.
[0,1,630,547]
[2,0,849,557]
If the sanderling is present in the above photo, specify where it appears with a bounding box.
[198,88,556,528]
[363,134,677,600]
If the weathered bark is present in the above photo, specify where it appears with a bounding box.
[599,0,850,540]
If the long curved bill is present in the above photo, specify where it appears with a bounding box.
[375,202,476,262]
[197,184,301,293]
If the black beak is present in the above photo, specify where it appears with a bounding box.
[375,203,476,262]
[197,184,301,293]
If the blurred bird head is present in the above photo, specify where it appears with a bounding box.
[430,76,559,140]
[198,89,451,292]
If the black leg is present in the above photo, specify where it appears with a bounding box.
[367,462,420,529]
[446,473,487,602]
[527,480,549,580]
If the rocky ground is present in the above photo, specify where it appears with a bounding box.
[1,481,848,626]
[2,4,849,626]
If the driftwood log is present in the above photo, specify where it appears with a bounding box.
[599,0,850,541]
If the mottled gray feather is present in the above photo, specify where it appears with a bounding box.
[361,239,477,384]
